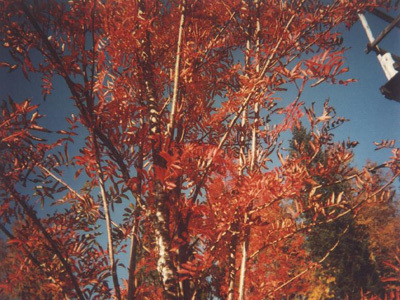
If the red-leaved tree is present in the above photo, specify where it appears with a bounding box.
[0,0,399,299]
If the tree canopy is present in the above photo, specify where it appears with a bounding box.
[0,0,399,299]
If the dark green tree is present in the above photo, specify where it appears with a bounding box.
[289,125,384,299]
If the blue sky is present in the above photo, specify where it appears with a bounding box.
[306,10,400,168]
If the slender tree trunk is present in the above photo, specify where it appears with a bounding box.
[127,199,141,300]
[177,211,192,299]
[146,70,180,299]
[238,212,250,300]
[227,216,239,300]
[169,5,188,295]
[142,46,179,300]
[238,67,248,300]
[167,0,186,139]
[238,2,260,299]
[137,2,180,298]
[127,215,139,300]
[153,180,179,299]
[127,121,144,300]
[147,73,180,299]
[238,108,258,298]
[127,196,141,300]
[93,135,122,300]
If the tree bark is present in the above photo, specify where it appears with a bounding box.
[227,218,239,300]
[93,135,122,300]
[127,215,139,300]
[127,140,143,300]
[137,2,180,298]
[144,55,180,300]
[238,2,261,298]
[167,0,186,139]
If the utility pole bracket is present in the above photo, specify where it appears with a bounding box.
[358,11,400,102]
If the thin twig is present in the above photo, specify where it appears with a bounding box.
[167,0,186,139]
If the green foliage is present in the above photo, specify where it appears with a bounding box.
[290,125,384,299]
[308,217,384,299]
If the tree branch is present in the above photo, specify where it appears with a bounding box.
[6,185,85,300]
[92,134,121,300]
[167,0,186,139]
[0,223,69,298]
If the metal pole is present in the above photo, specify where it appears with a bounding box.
[358,13,397,80]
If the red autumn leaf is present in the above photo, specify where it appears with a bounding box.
[0,1,398,300]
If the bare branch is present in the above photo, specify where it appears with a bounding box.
[167,0,186,139]
[92,134,121,300]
